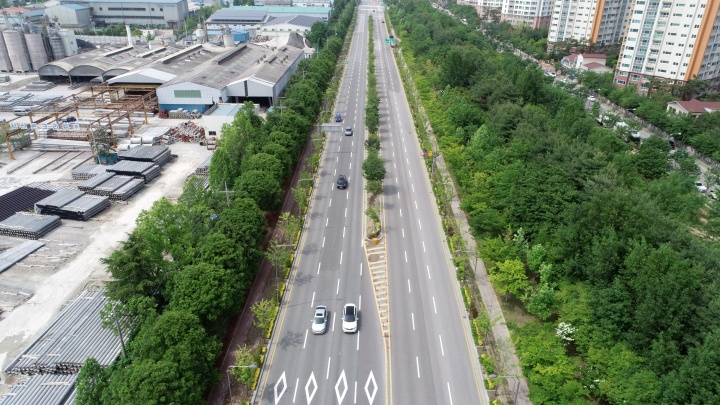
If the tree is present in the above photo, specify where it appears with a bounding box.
[242,153,284,183]
[231,345,257,387]
[292,183,308,214]
[488,259,531,300]
[366,179,383,198]
[90,128,114,158]
[75,357,109,405]
[170,262,239,323]
[362,151,386,182]
[634,142,669,179]
[252,299,278,336]
[235,169,282,212]
[214,197,266,248]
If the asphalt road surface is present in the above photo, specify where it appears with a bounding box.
[370,6,488,405]
[256,6,386,405]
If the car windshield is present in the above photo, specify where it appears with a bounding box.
[344,307,355,321]
[313,315,325,324]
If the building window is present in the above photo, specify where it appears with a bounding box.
[616,79,626,84]
[152,7,155,11]
[174,90,202,98]
[631,74,639,80]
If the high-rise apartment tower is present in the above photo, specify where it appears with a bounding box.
[548,0,632,48]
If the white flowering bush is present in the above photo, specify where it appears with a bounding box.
[556,322,576,345]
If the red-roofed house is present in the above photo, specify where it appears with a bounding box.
[666,99,720,116]
[581,62,612,73]
[561,53,608,71]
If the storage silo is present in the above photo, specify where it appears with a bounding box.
[57,29,78,57]
[49,34,65,60]
[3,30,31,72]
[25,33,48,71]
[0,32,13,72]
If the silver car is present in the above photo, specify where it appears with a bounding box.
[311,305,328,334]
[342,303,358,333]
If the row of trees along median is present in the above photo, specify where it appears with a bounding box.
[363,15,385,237]
[388,1,720,404]
[74,1,357,403]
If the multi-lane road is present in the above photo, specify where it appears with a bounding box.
[256,2,487,404]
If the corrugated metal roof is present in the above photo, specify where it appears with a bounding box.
[61,4,89,10]
[0,374,76,405]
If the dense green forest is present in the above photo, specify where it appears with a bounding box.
[388,0,720,403]
[73,2,355,403]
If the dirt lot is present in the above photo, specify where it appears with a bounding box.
[0,140,212,393]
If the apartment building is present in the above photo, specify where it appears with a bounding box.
[458,0,504,22]
[548,0,631,48]
[614,0,720,92]
[502,0,555,29]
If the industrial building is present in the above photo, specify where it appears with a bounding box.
[44,4,93,29]
[262,15,324,36]
[0,27,78,73]
[206,6,331,31]
[58,0,190,28]
[0,7,46,30]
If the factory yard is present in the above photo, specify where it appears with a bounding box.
[0,124,212,396]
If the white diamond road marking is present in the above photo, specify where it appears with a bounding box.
[274,371,287,405]
[365,370,378,404]
[306,371,318,404]
[335,370,348,404]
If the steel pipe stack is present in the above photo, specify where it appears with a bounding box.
[0,213,61,239]
[71,164,108,180]
[0,240,44,274]
[86,176,133,197]
[77,172,114,192]
[105,160,160,183]
[4,290,126,376]
[195,155,212,177]
[0,374,76,405]
[110,179,145,201]
[57,195,110,221]
[34,189,85,214]
[118,145,172,166]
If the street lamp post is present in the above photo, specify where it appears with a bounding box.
[272,244,297,303]
[455,249,477,283]
[489,374,520,404]
[227,364,258,403]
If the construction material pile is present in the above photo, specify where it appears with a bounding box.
[34,189,85,214]
[86,175,133,196]
[71,164,107,180]
[77,172,114,191]
[110,179,145,201]
[195,155,211,177]
[4,290,127,376]
[168,121,205,143]
[0,240,45,274]
[0,186,56,221]
[56,195,110,221]
[167,108,201,119]
[0,374,77,405]
[0,213,61,239]
[106,160,160,183]
[22,81,57,91]
[118,145,172,166]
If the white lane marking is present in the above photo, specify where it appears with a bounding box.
[293,378,299,402]
[340,251,343,264]
[354,381,358,404]
[311,292,315,307]
[337,278,340,294]
[365,372,378,404]
[332,184,335,191]
[412,184,415,193]
[317,262,321,275]
[404,147,407,153]
[336,370,349,403]
[337,156,339,161]
[439,335,445,356]
[351,152,353,158]
[393,162,396,168]
[332,311,337,331]
[345,208,347,218]
[326,357,331,380]
[352,141,354,146]
[411,313,415,330]
[404,251,408,262]
[398,191,400,198]
[408,279,411,293]
[329,198,332,207]
[334,168,337,175]
[359,294,362,310]
[276,372,289,404]
[416,357,420,378]
[422,241,426,252]
[357,330,360,350]
[360,263,363,276]
[392,151,395,158]
[347,192,349,200]
[343,227,346,238]
[407,158,409,164]
[418,219,422,230]
[402,228,405,238]
[395,177,398,183]
[432,297,437,313]
[415,200,418,209]
[400,208,402,218]
[350,162,352,169]
[326,218,329,227]
[427,265,431,280]
[391,141,394,146]
[303,329,308,349]
[322,237,326,248]
[447,383,454,405]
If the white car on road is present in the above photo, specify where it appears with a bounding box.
[695,181,708,193]
[342,303,358,333]
[311,306,328,334]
